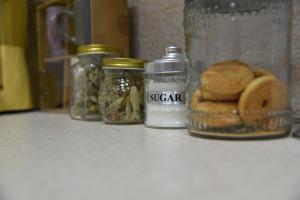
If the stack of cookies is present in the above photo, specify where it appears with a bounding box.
[190,60,287,130]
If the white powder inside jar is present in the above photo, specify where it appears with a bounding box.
[145,82,186,128]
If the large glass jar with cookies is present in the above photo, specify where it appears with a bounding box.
[184,0,292,139]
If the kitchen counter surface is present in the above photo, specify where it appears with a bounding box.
[0,112,300,200]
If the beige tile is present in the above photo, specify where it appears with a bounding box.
[129,0,184,60]
[292,1,300,110]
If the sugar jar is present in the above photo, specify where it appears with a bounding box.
[70,44,119,121]
[99,58,146,124]
[184,0,292,139]
[145,46,186,128]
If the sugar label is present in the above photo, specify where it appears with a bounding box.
[147,91,186,105]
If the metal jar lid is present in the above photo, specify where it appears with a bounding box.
[103,58,147,70]
[77,44,119,55]
[145,46,185,74]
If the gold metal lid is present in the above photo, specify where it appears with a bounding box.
[77,44,119,54]
[103,58,147,69]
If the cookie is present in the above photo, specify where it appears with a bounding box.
[201,60,254,95]
[193,102,242,128]
[190,88,202,110]
[238,76,287,125]
[201,87,240,101]
[254,68,275,78]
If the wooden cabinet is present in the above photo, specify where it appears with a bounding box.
[34,0,129,111]
[35,0,75,110]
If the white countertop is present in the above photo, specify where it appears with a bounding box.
[0,112,300,200]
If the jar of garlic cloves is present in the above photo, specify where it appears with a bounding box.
[99,58,146,124]
[70,44,119,121]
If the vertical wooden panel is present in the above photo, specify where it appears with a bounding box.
[36,0,69,109]
[90,0,129,57]
[0,45,3,91]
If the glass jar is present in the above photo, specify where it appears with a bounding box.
[145,46,186,128]
[184,0,292,139]
[70,44,119,121]
[99,58,146,124]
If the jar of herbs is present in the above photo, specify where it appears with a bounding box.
[70,44,119,121]
[99,58,146,124]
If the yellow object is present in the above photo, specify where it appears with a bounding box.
[0,0,33,111]
[103,58,147,69]
[0,0,27,46]
[0,45,33,111]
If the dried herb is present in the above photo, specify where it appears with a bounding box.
[130,86,141,121]
[72,64,102,118]
[125,96,132,120]
[99,70,144,123]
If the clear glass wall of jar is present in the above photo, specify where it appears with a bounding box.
[99,58,146,124]
[70,44,119,121]
[184,0,292,139]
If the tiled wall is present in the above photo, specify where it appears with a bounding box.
[128,0,184,59]
[129,0,300,110]
[292,1,300,110]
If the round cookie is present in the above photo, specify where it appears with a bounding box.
[194,102,239,114]
[193,102,242,128]
[238,76,287,125]
[201,60,254,95]
[209,60,251,69]
[190,88,202,110]
[254,68,275,78]
[201,88,240,101]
